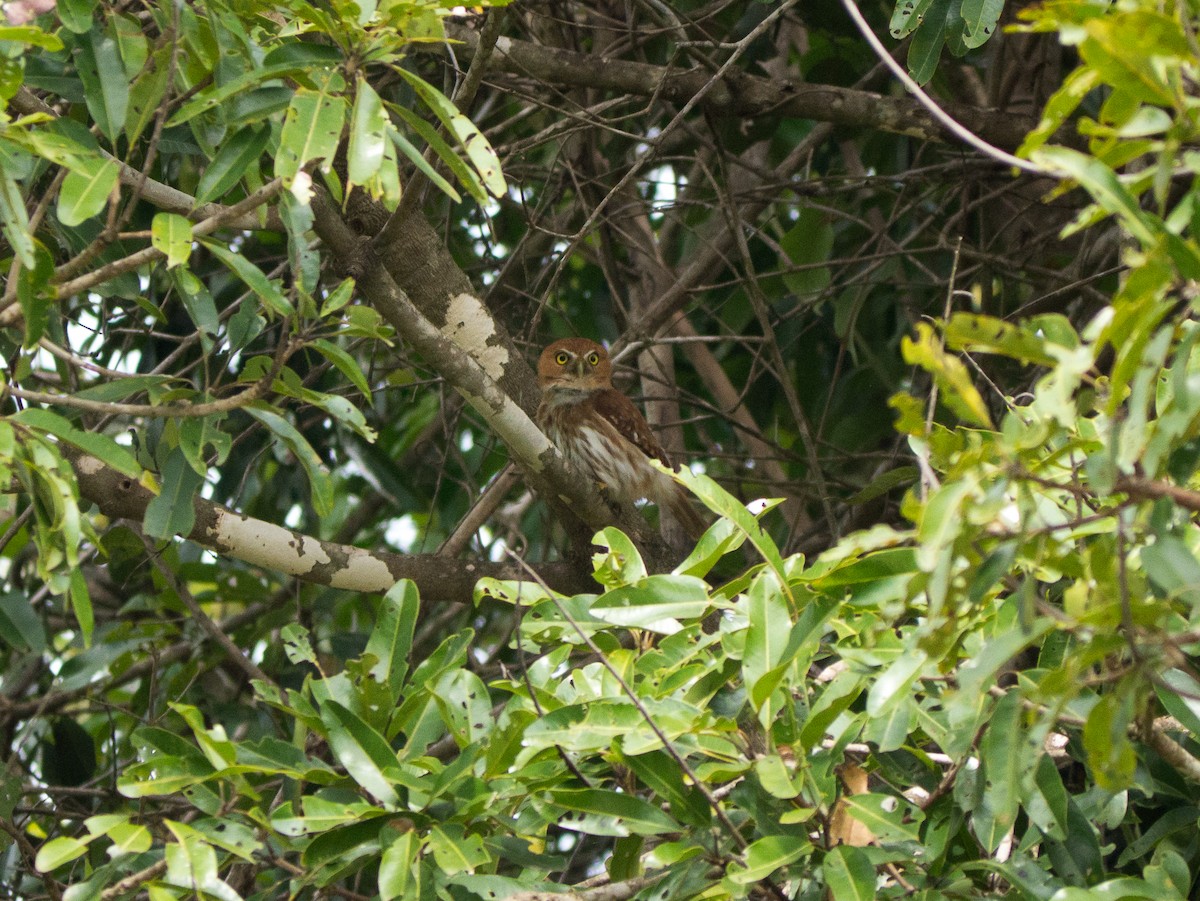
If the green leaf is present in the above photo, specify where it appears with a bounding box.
[302,818,386,870]
[151,213,192,269]
[902,322,993,428]
[388,122,460,203]
[0,591,46,652]
[0,165,35,268]
[143,446,203,539]
[1080,11,1189,107]
[56,0,95,34]
[823,845,876,900]
[960,0,1002,47]
[523,702,651,754]
[68,567,93,646]
[672,467,788,586]
[379,831,418,901]
[592,527,648,588]
[906,0,953,85]
[780,207,834,298]
[72,375,173,405]
[550,788,680,836]
[301,390,376,442]
[1026,754,1070,840]
[0,26,64,49]
[1115,806,1199,869]
[427,824,490,876]
[168,63,315,127]
[365,580,419,703]
[396,69,505,199]
[318,279,355,318]
[271,795,380,836]
[243,405,333,516]
[1142,535,1200,609]
[311,337,370,398]
[201,240,294,317]
[275,89,347,181]
[392,101,486,202]
[622,750,712,828]
[226,302,266,354]
[1083,691,1137,791]
[101,821,150,858]
[944,312,1063,366]
[844,792,925,844]
[867,649,928,715]
[227,86,295,128]
[727,834,810,884]
[591,574,711,633]
[348,77,388,187]
[1018,67,1102,158]
[743,569,791,714]
[676,516,748,578]
[57,158,119,226]
[1032,146,1160,248]
[431,668,492,744]
[35,836,90,872]
[754,754,803,800]
[171,702,236,770]
[450,875,562,901]
[281,623,317,665]
[0,57,20,102]
[12,407,140,476]
[194,124,269,205]
[170,268,219,345]
[1156,669,1200,736]
[76,25,129,144]
[320,699,400,807]
[124,48,170,146]
[890,0,937,39]
[164,825,242,901]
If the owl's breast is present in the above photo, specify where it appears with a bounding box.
[537,397,664,506]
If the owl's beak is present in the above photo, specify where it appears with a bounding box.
[574,359,587,378]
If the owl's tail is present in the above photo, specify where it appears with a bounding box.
[657,478,709,551]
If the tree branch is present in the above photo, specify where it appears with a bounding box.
[66,451,592,601]
[1118,475,1200,512]
[10,87,282,232]
[442,21,1035,152]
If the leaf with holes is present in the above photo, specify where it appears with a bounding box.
[275,89,347,182]
[397,69,505,199]
[151,212,192,269]
[550,788,679,836]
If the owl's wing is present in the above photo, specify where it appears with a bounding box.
[591,389,674,469]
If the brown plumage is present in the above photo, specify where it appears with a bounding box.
[536,338,706,546]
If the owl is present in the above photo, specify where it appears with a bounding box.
[536,338,706,546]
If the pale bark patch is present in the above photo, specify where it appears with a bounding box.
[442,292,509,381]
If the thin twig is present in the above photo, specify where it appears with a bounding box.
[140,533,278,690]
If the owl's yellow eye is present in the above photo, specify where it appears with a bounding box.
[586,352,600,365]
[555,351,570,365]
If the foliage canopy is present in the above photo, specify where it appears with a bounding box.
[2,0,1200,899]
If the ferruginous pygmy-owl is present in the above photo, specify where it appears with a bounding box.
[536,337,706,545]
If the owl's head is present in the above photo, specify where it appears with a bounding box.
[537,338,613,391]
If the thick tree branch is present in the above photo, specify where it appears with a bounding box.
[1138,721,1200,785]
[1118,475,1200,512]
[443,22,1035,152]
[67,451,591,601]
